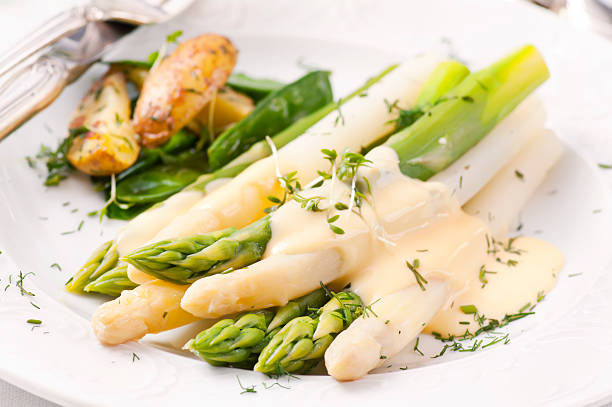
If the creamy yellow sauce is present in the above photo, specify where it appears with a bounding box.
[264,146,564,337]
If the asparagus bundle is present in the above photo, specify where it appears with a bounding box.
[65,241,119,293]
[121,60,469,285]
[94,48,547,348]
[174,45,549,318]
[187,287,362,375]
[91,57,451,343]
[83,265,137,297]
[186,288,327,366]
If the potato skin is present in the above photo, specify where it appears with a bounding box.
[67,71,140,176]
[133,34,237,148]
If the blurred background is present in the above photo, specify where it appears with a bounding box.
[0,0,609,406]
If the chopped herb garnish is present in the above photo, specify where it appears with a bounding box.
[132,352,140,362]
[237,376,257,394]
[406,259,428,291]
[568,273,582,277]
[460,305,477,315]
[384,98,400,113]
[413,337,424,356]
[328,224,345,235]
[262,381,290,390]
[50,263,62,271]
[514,169,524,180]
[598,163,612,169]
[536,291,545,303]
[334,98,345,126]
[27,319,41,325]
[478,265,497,288]
[166,30,183,43]
[16,271,35,297]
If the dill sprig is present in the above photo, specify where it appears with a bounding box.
[237,376,257,394]
[406,259,428,291]
[478,265,497,288]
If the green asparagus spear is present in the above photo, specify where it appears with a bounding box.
[187,288,327,367]
[123,216,272,284]
[363,60,469,152]
[312,290,362,340]
[208,71,333,170]
[189,311,273,366]
[387,45,549,180]
[254,291,363,375]
[65,240,119,293]
[83,264,137,297]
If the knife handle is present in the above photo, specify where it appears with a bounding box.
[0,56,69,141]
[0,5,103,80]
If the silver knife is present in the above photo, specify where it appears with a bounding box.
[0,0,194,142]
[0,21,134,141]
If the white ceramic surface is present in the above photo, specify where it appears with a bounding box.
[1,0,612,406]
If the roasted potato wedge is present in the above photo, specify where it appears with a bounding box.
[67,71,140,176]
[196,86,254,133]
[133,34,237,148]
[109,63,149,89]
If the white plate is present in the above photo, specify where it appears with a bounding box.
[1,0,612,406]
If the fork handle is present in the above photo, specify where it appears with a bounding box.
[0,56,70,141]
[0,5,103,79]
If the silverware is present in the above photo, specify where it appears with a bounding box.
[0,0,194,142]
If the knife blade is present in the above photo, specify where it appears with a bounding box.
[0,20,135,141]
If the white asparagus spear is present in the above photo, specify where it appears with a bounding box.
[431,95,545,205]
[181,250,343,318]
[463,128,564,236]
[92,280,197,345]
[325,281,449,381]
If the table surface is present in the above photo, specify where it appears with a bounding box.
[0,1,610,406]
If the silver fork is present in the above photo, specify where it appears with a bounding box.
[0,0,194,142]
